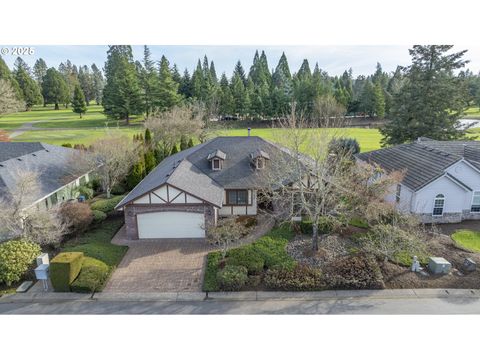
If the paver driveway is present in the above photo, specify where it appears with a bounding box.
[104,226,211,293]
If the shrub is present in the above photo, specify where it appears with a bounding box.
[236,216,257,228]
[70,257,109,293]
[299,217,337,235]
[59,202,93,235]
[92,210,107,224]
[90,195,124,213]
[89,178,102,193]
[203,251,222,292]
[62,143,72,148]
[0,240,41,286]
[111,183,126,195]
[50,252,84,292]
[76,185,94,200]
[216,265,248,291]
[328,137,360,157]
[348,217,369,229]
[325,255,384,290]
[360,224,428,264]
[252,236,295,268]
[227,245,265,275]
[264,264,324,291]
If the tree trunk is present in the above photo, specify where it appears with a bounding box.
[54,103,59,110]
[312,223,319,251]
[80,113,82,119]
[106,187,111,199]
[125,114,130,126]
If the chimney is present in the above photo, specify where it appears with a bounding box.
[248,127,251,137]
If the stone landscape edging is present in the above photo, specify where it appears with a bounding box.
[1,288,479,303]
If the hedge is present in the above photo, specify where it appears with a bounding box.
[92,210,107,223]
[50,252,84,292]
[70,257,109,293]
[203,252,222,292]
[216,265,248,291]
[90,195,124,213]
[0,240,41,286]
[226,246,265,275]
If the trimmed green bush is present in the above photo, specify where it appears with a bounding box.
[203,251,222,292]
[252,236,295,268]
[227,246,265,275]
[299,217,335,235]
[0,240,41,286]
[70,257,109,293]
[217,265,248,291]
[76,185,94,200]
[325,255,384,290]
[50,252,84,292]
[264,264,323,291]
[92,210,107,223]
[90,195,124,213]
[111,183,126,195]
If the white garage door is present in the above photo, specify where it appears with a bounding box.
[137,211,205,239]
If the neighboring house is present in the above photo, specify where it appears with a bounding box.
[356,137,480,223]
[116,136,295,240]
[0,142,91,212]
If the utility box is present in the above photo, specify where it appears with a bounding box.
[36,253,49,266]
[34,264,49,280]
[428,257,451,275]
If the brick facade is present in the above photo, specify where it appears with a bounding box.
[123,203,216,240]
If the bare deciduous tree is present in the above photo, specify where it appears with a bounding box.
[206,217,246,259]
[262,106,351,251]
[79,133,141,198]
[0,79,24,116]
[313,94,346,125]
[145,103,206,153]
[0,169,67,245]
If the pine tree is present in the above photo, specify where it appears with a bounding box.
[231,71,247,116]
[170,144,179,155]
[72,84,87,118]
[140,45,160,117]
[157,55,181,111]
[191,60,204,99]
[180,135,189,151]
[78,65,94,106]
[381,45,469,145]
[41,67,70,110]
[179,69,193,98]
[219,72,234,115]
[33,58,48,86]
[233,61,247,86]
[272,52,292,116]
[127,160,145,189]
[187,138,195,148]
[373,81,385,118]
[145,128,152,145]
[91,63,104,105]
[14,64,43,111]
[103,45,143,124]
[0,55,23,101]
[144,151,156,174]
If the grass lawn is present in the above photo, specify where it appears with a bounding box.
[464,106,480,118]
[216,127,383,153]
[0,105,143,130]
[451,230,480,252]
[13,127,144,146]
[62,217,127,268]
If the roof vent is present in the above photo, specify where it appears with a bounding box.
[17,158,22,161]
[32,154,37,157]
[45,149,49,152]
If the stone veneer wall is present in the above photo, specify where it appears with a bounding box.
[123,203,216,240]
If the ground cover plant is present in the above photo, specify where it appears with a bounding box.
[451,230,480,252]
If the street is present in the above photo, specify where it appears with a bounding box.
[1,296,480,314]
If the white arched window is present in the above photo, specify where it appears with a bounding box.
[433,194,445,216]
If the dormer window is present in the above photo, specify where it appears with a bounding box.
[207,149,226,171]
[250,149,270,170]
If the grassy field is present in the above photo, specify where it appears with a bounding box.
[451,230,480,252]
[0,104,142,129]
[216,127,383,153]
[464,106,480,118]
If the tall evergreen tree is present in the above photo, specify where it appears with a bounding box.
[179,68,193,98]
[219,72,234,115]
[231,71,248,116]
[14,60,43,110]
[271,52,292,116]
[71,84,87,118]
[381,45,469,145]
[233,61,247,86]
[139,45,160,116]
[102,45,143,123]
[157,55,181,111]
[78,65,94,105]
[42,67,70,110]
[373,81,386,118]
[0,55,22,101]
[33,58,48,85]
[91,63,104,105]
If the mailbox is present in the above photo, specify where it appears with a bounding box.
[34,264,49,280]
[36,253,49,266]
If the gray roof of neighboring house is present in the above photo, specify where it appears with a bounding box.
[355,139,480,191]
[116,136,297,209]
[207,149,227,160]
[0,142,88,205]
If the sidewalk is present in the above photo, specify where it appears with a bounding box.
[2,288,479,303]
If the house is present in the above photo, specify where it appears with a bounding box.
[0,142,92,211]
[116,136,295,240]
[355,137,480,223]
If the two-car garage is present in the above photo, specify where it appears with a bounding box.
[136,211,205,239]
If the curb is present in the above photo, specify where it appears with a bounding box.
[1,288,479,303]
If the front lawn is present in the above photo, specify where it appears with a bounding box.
[451,230,480,252]
[62,217,127,268]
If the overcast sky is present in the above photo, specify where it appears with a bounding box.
[2,45,480,77]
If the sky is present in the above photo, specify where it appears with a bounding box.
[2,45,480,77]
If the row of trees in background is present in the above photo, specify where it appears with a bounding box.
[100,46,410,123]
[0,55,104,114]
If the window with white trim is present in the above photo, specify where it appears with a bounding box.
[212,158,221,170]
[432,194,445,216]
[471,191,480,213]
